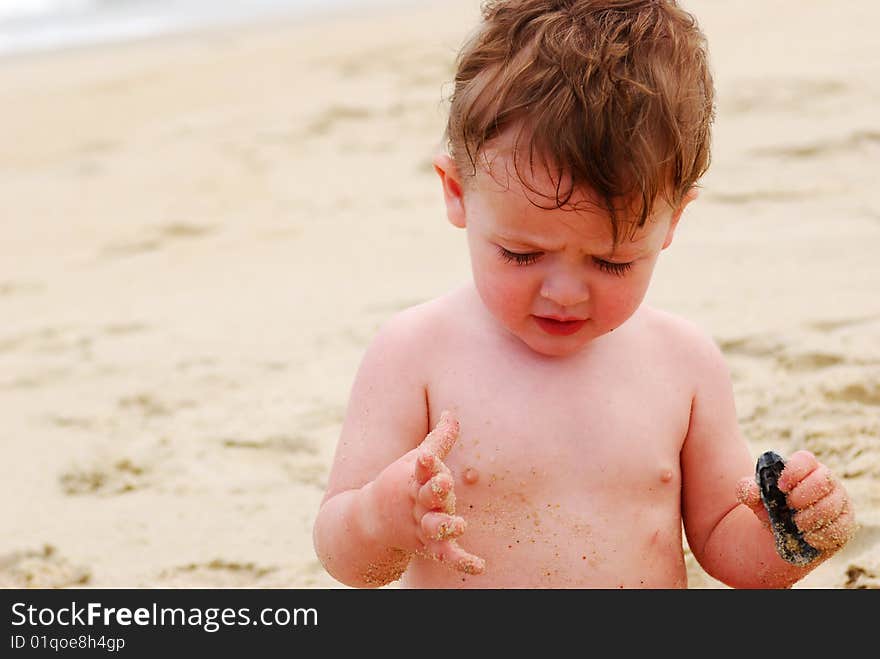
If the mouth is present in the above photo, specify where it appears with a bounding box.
[533,315,587,336]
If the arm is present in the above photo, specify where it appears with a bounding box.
[679,327,851,588]
[312,310,483,587]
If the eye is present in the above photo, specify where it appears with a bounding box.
[497,246,541,266]
[593,258,634,277]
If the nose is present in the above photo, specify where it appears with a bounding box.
[539,268,590,308]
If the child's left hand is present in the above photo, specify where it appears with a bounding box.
[736,450,857,554]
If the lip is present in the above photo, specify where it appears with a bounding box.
[533,315,587,336]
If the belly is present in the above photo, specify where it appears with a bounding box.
[400,473,688,588]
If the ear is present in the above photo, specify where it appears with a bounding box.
[433,153,466,228]
[661,187,699,250]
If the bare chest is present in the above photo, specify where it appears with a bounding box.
[427,340,692,496]
[412,345,692,586]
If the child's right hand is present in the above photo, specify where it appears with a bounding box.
[364,410,485,575]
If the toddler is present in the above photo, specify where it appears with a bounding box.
[312,0,855,588]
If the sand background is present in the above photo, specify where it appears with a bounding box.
[1,0,877,589]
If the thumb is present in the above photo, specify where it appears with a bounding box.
[736,477,769,526]
[419,410,460,461]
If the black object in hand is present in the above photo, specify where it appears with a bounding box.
[755,451,821,566]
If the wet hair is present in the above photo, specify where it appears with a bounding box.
[445,0,715,243]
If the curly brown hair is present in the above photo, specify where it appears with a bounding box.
[445,0,715,243]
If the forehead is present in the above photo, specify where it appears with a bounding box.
[467,138,671,252]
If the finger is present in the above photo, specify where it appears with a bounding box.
[777,450,820,493]
[414,452,452,487]
[786,464,834,510]
[794,487,848,533]
[736,477,762,509]
[736,477,770,527]
[421,512,467,541]
[803,506,856,551]
[426,538,486,575]
[419,410,460,461]
[417,473,454,510]
[414,452,437,485]
[442,490,456,515]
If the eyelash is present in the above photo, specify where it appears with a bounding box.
[497,247,540,266]
[497,247,634,276]
[594,260,634,277]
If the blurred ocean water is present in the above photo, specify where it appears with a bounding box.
[0,0,409,56]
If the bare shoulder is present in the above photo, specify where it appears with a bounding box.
[635,305,730,383]
[368,287,466,360]
[350,293,457,415]
[322,289,468,500]
[635,304,715,348]
[357,285,474,399]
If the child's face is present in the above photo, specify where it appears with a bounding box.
[435,143,695,359]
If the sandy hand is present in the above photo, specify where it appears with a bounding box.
[411,410,485,575]
[736,450,856,553]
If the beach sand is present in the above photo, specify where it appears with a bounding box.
[1,0,877,589]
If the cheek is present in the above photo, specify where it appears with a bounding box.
[469,256,534,319]
[476,267,531,315]
[593,271,654,322]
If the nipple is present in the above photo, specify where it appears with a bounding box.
[463,467,480,485]
[660,469,673,483]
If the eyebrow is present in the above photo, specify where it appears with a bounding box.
[496,234,645,259]
[496,234,559,251]
[600,243,646,259]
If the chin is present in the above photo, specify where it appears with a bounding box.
[520,334,590,358]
